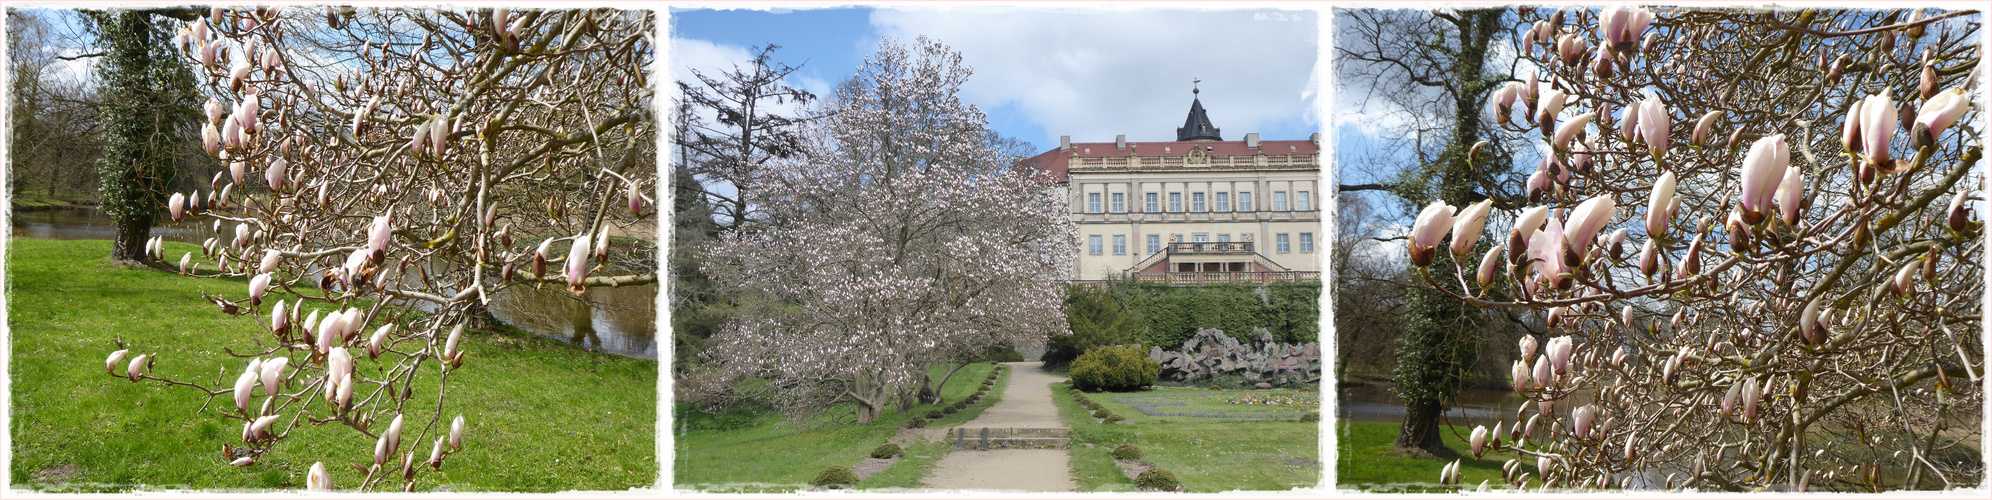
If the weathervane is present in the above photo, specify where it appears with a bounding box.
[1193,78,1201,95]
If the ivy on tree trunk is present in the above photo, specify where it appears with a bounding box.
[87,8,198,263]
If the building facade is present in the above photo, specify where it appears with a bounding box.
[1023,92,1322,283]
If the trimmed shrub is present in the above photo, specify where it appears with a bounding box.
[1046,284,1136,368]
[870,443,903,459]
[1092,410,1112,419]
[927,410,944,419]
[1070,345,1159,392]
[1300,412,1321,423]
[1111,444,1144,460]
[942,405,959,415]
[1135,468,1180,490]
[811,465,860,486]
[1105,414,1126,423]
[906,417,927,429]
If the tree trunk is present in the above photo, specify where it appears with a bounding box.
[112,221,150,263]
[1395,397,1444,451]
[925,362,969,405]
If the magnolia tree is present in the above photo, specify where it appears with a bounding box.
[697,37,1073,424]
[102,7,655,491]
[1408,7,1984,492]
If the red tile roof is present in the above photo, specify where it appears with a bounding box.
[1020,139,1320,183]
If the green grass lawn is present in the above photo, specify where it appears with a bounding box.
[1055,384,1321,492]
[7,239,657,492]
[1336,421,1506,492]
[673,363,1004,492]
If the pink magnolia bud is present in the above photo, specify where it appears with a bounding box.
[443,324,464,361]
[1914,88,1969,149]
[1775,162,1805,225]
[248,414,279,441]
[105,349,130,375]
[1722,378,1743,417]
[180,252,193,275]
[259,249,280,275]
[566,234,595,291]
[385,414,405,458]
[1514,206,1550,242]
[1536,89,1568,137]
[1574,405,1596,437]
[368,324,392,358]
[1519,334,1539,361]
[1676,232,1704,280]
[450,415,466,449]
[266,158,288,191]
[1553,112,1595,152]
[126,354,149,381]
[1620,99,1642,142]
[1892,261,1920,296]
[1470,425,1489,457]
[368,214,393,257]
[205,99,226,126]
[1407,201,1456,267]
[307,462,332,491]
[327,347,353,389]
[374,431,392,466]
[1742,377,1761,422]
[1563,195,1615,254]
[1538,456,1553,477]
[1548,336,1574,373]
[237,98,260,133]
[1526,168,1550,201]
[629,181,645,216]
[1947,189,1972,232]
[202,123,221,155]
[229,456,255,467]
[1532,356,1553,389]
[409,120,431,156]
[248,273,271,304]
[1591,44,1613,78]
[260,356,287,396]
[1451,200,1493,257]
[429,115,449,156]
[334,372,354,410]
[352,96,378,136]
[1511,360,1530,393]
[1638,97,1670,156]
[1642,32,1658,53]
[1858,92,1898,169]
[232,367,258,412]
[533,238,553,277]
[429,437,447,468]
[1737,134,1789,224]
[168,192,187,222]
[1476,246,1502,286]
[1691,111,1722,146]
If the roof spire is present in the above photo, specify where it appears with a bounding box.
[1177,81,1221,142]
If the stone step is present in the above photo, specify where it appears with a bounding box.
[947,427,1071,449]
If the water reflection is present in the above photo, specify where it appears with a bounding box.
[12,207,210,244]
[12,207,658,360]
[488,283,658,360]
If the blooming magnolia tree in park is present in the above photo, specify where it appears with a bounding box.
[1410,7,1984,492]
[102,7,655,491]
[697,37,1074,424]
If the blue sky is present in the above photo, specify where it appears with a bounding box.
[669,6,1321,154]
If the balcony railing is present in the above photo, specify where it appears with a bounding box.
[1130,271,1321,285]
[1167,241,1255,254]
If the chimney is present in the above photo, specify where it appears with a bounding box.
[1245,133,1260,149]
[1116,135,1126,150]
[1060,135,1071,152]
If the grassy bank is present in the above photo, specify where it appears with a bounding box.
[7,239,657,492]
[673,363,1002,492]
[1054,384,1321,492]
[1336,421,1503,492]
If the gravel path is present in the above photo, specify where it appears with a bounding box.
[918,362,1076,492]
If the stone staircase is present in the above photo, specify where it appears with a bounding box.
[946,426,1070,450]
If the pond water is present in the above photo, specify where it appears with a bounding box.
[12,207,658,360]
[1336,382,1530,427]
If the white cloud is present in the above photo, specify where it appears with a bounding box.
[869,7,1318,147]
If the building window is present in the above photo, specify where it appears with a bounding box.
[1089,235,1103,255]
[1192,192,1206,212]
[1274,192,1288,211]
[1217,234,1231,242]
[1111,193,1125,213]
[1147,235,1161,254]
[1238,192,1253,212]
[1214,192,1229,212]
[1088,193,1101,214]
[1297,191,1311,212]
[1193,233,1209,243]
[1112,235,1126,255]
[1276,233,1291,253]
[1300,233,1315,253]
[1169,192,1182,212]
[1145,193,1159,213]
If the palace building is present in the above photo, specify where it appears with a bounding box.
[1023,90,1322,284]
